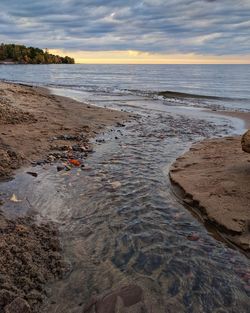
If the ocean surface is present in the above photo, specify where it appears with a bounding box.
[1,64,250,312]
[0,64,250,112]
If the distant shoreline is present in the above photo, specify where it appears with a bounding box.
[0,61,74,65]
[0,43,75,64]
[0,60,16,64]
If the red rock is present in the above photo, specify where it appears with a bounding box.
[69,159,81,166]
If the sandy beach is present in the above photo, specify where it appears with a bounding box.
[0,81,129,180]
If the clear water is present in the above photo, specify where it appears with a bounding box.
[0,65,249,312]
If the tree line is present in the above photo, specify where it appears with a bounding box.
[0,44,75,64]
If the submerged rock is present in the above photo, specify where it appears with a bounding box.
[84,285,144,313]
[241,130,250,153]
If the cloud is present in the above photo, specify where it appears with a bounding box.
[0,0,249,56]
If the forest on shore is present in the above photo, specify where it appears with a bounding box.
[0,44,75,64]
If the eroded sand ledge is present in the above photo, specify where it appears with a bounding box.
[170,136,250,256]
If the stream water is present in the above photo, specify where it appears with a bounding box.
[0,97,249,312]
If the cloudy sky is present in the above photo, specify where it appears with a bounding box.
[0,0,250,63]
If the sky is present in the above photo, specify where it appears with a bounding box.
[0,0,250,64]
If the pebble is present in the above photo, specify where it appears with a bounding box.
[56,134,78,140]
[116,122,125,127]
[110,181,121,189]
[56,165,65,172]
[36,160,45,166]
[26,172,38,177]
[187,233,200,241]
[65,165,72,171]
[72,144,82,152]
[96,139,105,143]
[47,155,56,162]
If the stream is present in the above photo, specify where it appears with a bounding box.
[0,96,249,313]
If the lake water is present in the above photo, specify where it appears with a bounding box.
[0,64,249,312]
[0,64,250,112]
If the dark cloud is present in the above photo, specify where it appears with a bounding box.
[0,0,249,55]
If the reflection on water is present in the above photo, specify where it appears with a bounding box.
[1,109,249,313]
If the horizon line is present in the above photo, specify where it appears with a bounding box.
[75,62,250,65]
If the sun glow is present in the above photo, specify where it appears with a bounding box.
[49,49,250,64]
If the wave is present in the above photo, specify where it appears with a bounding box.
[156,90,247,102]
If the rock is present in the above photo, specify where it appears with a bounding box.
[48,152,68,161]
[82,145,93,153]
[72,144,82,152]
[56,165,65,172]
[68,159,81,166]
[96,139,105,143]
[241,130,250,153]
[56,134,78,141]
[110,181,121,189]
[36,160,45,166]
[187,233,200,241]
[116,122,125,127]
[26,172,38,177]
[4,297,31,313]
[47,155,56,162]
[81,165,92,171]
[10,194,22,203]
[65,165,72,171]
[84,285,143,313]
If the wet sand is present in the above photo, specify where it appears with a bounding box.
[170,134,250,256]
[0,81,129,180]
[211,110,250,129]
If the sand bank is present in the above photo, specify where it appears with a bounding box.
[0,81,129,180]
[170,135,250,256]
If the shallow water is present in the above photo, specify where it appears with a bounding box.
[1,105,249,312]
